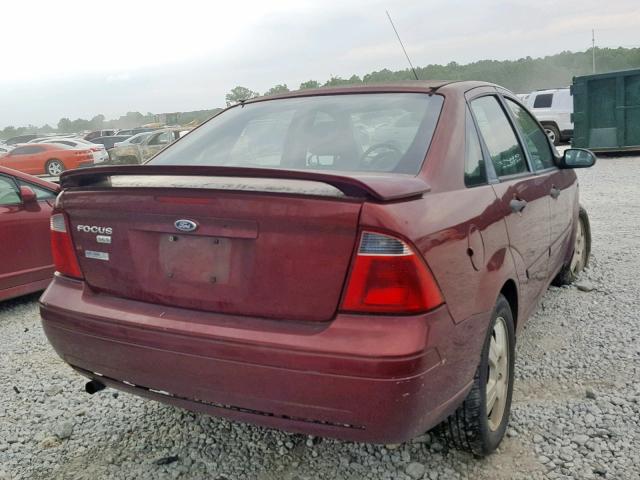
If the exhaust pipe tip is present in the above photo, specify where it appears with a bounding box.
[85,379,106,395]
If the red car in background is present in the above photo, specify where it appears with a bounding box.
[0,143,94,176]
[0,166,58,301]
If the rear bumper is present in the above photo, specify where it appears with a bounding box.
[40,275,490,443]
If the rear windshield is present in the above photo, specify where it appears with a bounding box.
[149,93,444,174]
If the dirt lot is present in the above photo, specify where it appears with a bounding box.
[1,154,639,480]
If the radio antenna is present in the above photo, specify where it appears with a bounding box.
[386,10,419,80]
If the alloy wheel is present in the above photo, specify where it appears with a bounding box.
[487,316,509,431]
[545,128,556,144]
[47,161,63,176]
[570,218,587,274]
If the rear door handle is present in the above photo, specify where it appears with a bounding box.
[550,186,561,199]
[509,198,527,213]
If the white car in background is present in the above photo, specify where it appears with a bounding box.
[524,88,573,145]
[30,137,109,164]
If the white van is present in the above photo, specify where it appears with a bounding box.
[524,88,573,145]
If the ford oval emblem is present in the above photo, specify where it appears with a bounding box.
[174,219,198,232]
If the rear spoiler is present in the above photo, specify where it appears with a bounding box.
[60,165,430,202]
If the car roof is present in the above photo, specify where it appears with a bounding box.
[19,142,82,150]
[15,142,57,148]
[242,80,502,104]
[127,132,154,140]
[0,165,59,190]
[39,137,82,143]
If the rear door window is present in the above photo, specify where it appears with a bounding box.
[16,145,46,153]
[148,132,172,145]
[11,147,30,155]
[505,99,555,170]
[533,93,553,109]
[470,96,528,178]
[464,107,487,187]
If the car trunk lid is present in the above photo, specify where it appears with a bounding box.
[60,166,429,322]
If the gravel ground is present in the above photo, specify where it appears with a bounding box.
[1,154,639,480]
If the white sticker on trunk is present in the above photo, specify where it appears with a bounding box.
[85,250,110,261]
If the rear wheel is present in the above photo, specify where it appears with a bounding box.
[45,159,64,176]
[553,206,591,286]
[440,294,515,456]
[544,124,561,146]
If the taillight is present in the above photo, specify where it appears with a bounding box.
[50,212,83,279]
[340,231,443,314]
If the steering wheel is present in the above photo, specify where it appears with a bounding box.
[359,143,402,170]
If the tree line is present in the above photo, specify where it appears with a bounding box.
[3,46,639,140]
[225,47,640,104]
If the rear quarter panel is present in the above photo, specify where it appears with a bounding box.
[359,190,514,324]
[358,189,516,406]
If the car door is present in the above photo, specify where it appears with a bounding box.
[502,97,575,275]
[0,175,55,292]
[0,147,31,173]
[469,94,551,319]
[2,146,46,175]
[141,131,172,161]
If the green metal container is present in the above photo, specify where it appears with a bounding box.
[572,68,640,151]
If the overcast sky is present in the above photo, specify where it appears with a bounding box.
[1,0,639,128]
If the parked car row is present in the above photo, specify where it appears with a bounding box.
[0,126,190,176]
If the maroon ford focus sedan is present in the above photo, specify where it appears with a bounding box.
[40,81,595,456]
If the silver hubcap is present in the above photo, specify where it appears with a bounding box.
[545,128,556,144]
[570,218,586,274]
[48,161,62,176]
[487,317,509,431]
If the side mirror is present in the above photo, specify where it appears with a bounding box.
[19,186,38,204]
[559,148,596,169]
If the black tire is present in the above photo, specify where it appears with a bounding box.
[440,294,515,457]
[45,159,65,176]
[544,124,561,146]
[553,206,591,286]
